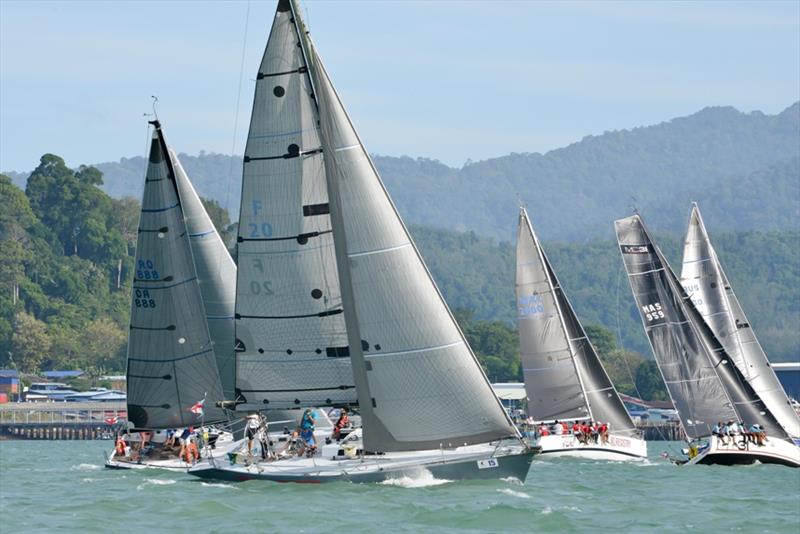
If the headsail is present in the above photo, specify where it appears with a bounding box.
[293,0,519,451]
[615,214,786,440]
[517,208,636,434]
[171,149,237,401]
[681,203,800,438]
[233,0,355,411]
[126,121,226,428]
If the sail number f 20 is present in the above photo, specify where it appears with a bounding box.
[642,302,664,322]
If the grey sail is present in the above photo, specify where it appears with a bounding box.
[233,0,356,411]
[296,2,518,452]
[126,122,226,429]
[517,208,636,433]
[680,203,800,438]
[171,149,237,401]
[516,209,589,422]
[615,214,786,440]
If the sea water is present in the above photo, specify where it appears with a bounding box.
[1,440,798,533]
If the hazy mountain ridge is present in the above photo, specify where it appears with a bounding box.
[6,102,798,242]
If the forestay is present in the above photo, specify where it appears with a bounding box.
[171,149,237,401]
[126,122,226,429]
[681,203,800,438]
[615,214,786,440]
[301,4,518,451]
[233,0,355,411]
[517,208,636,434]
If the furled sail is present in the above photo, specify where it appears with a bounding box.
[295,1,518,452]
[517,208,636,434]
[681,203,800,438]
[233,0,355,411]
[126,122,226,428]
[171,149,237,401]
[615,214,786,440]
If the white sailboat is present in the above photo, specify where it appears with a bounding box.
[680,202,800,440]
[516,207,647,460]
[187,0,534,483]
[615,213,800,467]
[106,121,238,470]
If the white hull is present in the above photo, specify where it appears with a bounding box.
[687,435,800,467]
[532,433,647,461]
[105,431,237,471]
[188,441,534,483]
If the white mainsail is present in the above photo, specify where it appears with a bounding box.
[171,149,238,401]
[681,203,800,438]
[126,121,226,428]
[517,208,636,434]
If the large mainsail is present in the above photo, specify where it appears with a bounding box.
[171,149,237,401]
[233,0,355,411]
[615,214,786,440]
[680,203,800,438]
[517,208,636,434]
[293,1,518,452]
[126,122,226,428]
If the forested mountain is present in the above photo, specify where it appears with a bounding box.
[2,159,796,392]
[411,224,800,363]
[6,102,798,242]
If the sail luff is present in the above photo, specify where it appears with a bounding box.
[681,203,800,437]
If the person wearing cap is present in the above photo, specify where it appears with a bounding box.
[246,413,260,455]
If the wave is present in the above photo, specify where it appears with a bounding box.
[380,469,452,488]
[497,488,531,499]
[71,463,101,471]
[137,478,177,491]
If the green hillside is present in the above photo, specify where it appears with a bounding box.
[6,102,798,242]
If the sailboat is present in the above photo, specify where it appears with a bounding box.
[680,202,800,441]
[106,121,237,470]
[187,0,534,483]
[516,207,647,460]
[615,213,800,467]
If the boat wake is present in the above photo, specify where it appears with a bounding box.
[500,476,524,486]
[380,469,452,488]
[200,482,238,490]
[497,488,531,499]
[71,463,101,471]
[137,478,177,491]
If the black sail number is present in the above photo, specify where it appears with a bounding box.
[250,281,274,295]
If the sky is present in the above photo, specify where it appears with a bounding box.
[1,0,798,172]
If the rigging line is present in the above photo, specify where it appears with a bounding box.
[219,0,251,276]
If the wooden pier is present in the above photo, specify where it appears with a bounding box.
[0,401,127,440]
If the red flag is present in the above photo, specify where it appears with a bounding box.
[105,416,118,425]
[189,399,205,416]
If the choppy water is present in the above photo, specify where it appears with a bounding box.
[1,440,798,533]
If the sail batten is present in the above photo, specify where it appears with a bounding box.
[126,123,226,429]
[680,203,800,438]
